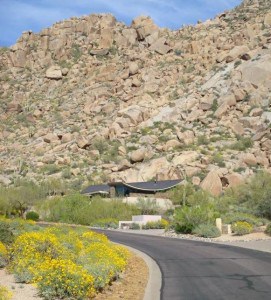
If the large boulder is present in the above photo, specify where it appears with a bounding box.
[45,66,62,79]
[177,130,195,145]
[201,170,222,196]
[239,53,271,88]
[241,153,257,166]
[172,151,198,166]
[225,173,244,188]
[131,16,158,40]
[225,45,250,63]
[149,37,172,55]
[130,148,146,163]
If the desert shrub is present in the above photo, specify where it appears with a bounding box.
[222,212,265,226]
[265,224,271,236]
[130,223,141,230]
[232,221,253,235]
[0,221,14,245]
[26,211,39,221]
[192,224,221,238]
[39,194,139,225]
[197,135,209,145]
[136,198,160,215]
[230,136,253,151]
[0,286,12,300]
[174,204,218,234]
[142,219,169,229]
[168,183,196,205]
[0,241,8,267]
[229,172,271,219]
[91,218,118,229]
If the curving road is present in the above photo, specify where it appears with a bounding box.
[95,230,271,300]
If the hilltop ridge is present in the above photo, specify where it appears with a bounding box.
[0,0,271,195]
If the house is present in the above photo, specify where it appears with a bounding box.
[81,179,182,198]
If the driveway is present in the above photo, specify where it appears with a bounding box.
[95,230,271,300]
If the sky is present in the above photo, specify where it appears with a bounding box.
[0,0,242,47]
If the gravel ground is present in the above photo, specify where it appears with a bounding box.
[0,269,42,300]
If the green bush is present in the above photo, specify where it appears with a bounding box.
[229,172,271,219]
[265,224,271,236]
[130,223,141,230]
[192,224,221,238]
[222,213,265,226]
[26,211,39,221]
[0,221,14,245]
[174,204,218,234]
[142,219,169,230]
[232,221,253,235]
[230,136,253,151]
[91,218,118,229]
[39,194,140,226]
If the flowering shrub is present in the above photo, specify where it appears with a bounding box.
[0,285,12,300]
[37,258,95,299]
[80,242,129,289]
[232,221,253,235]
[7,221,130,299]
[0,241,8,267]
[142,219,169,229]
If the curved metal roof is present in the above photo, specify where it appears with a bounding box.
[81,184,110,195]
[111,179,182,192]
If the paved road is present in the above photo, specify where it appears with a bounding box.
[95,230,271,300]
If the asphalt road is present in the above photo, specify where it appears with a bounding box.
[95,230,271,300]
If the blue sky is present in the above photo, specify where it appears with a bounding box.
[0,0,241,46]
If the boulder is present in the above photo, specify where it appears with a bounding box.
[89,48,109,56]
[130,148,146,163]
[230,121,244,135]
[43,133,59,143]
[118,159,132,171]
[77,137,91,149]
[149,38,172,55]
[163,139,181,151]
[172,151,198,166]
[225,173,244,188]
[177,130,195,145]
[62,133,73,143]
[240,54,271,88]
[131,16,159,40]
[200,170,222,196]
[225,45,250,63]
[62,68,69,76]
[45,66,62,79]
[7,102,23,113]
[264,12,271,26]
[129,62,139,75]
[241,153,257,166]
[214,103,229,118]
[118,146,127,156]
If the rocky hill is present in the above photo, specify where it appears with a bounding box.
[0,0,271,195]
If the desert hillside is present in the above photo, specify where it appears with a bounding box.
[0,0,271,195]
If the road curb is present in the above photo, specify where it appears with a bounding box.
[119,243,162,300]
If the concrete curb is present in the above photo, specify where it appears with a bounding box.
[119,243,162,300]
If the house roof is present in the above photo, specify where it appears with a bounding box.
[81,184,110,195]
[109,179,182,192]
